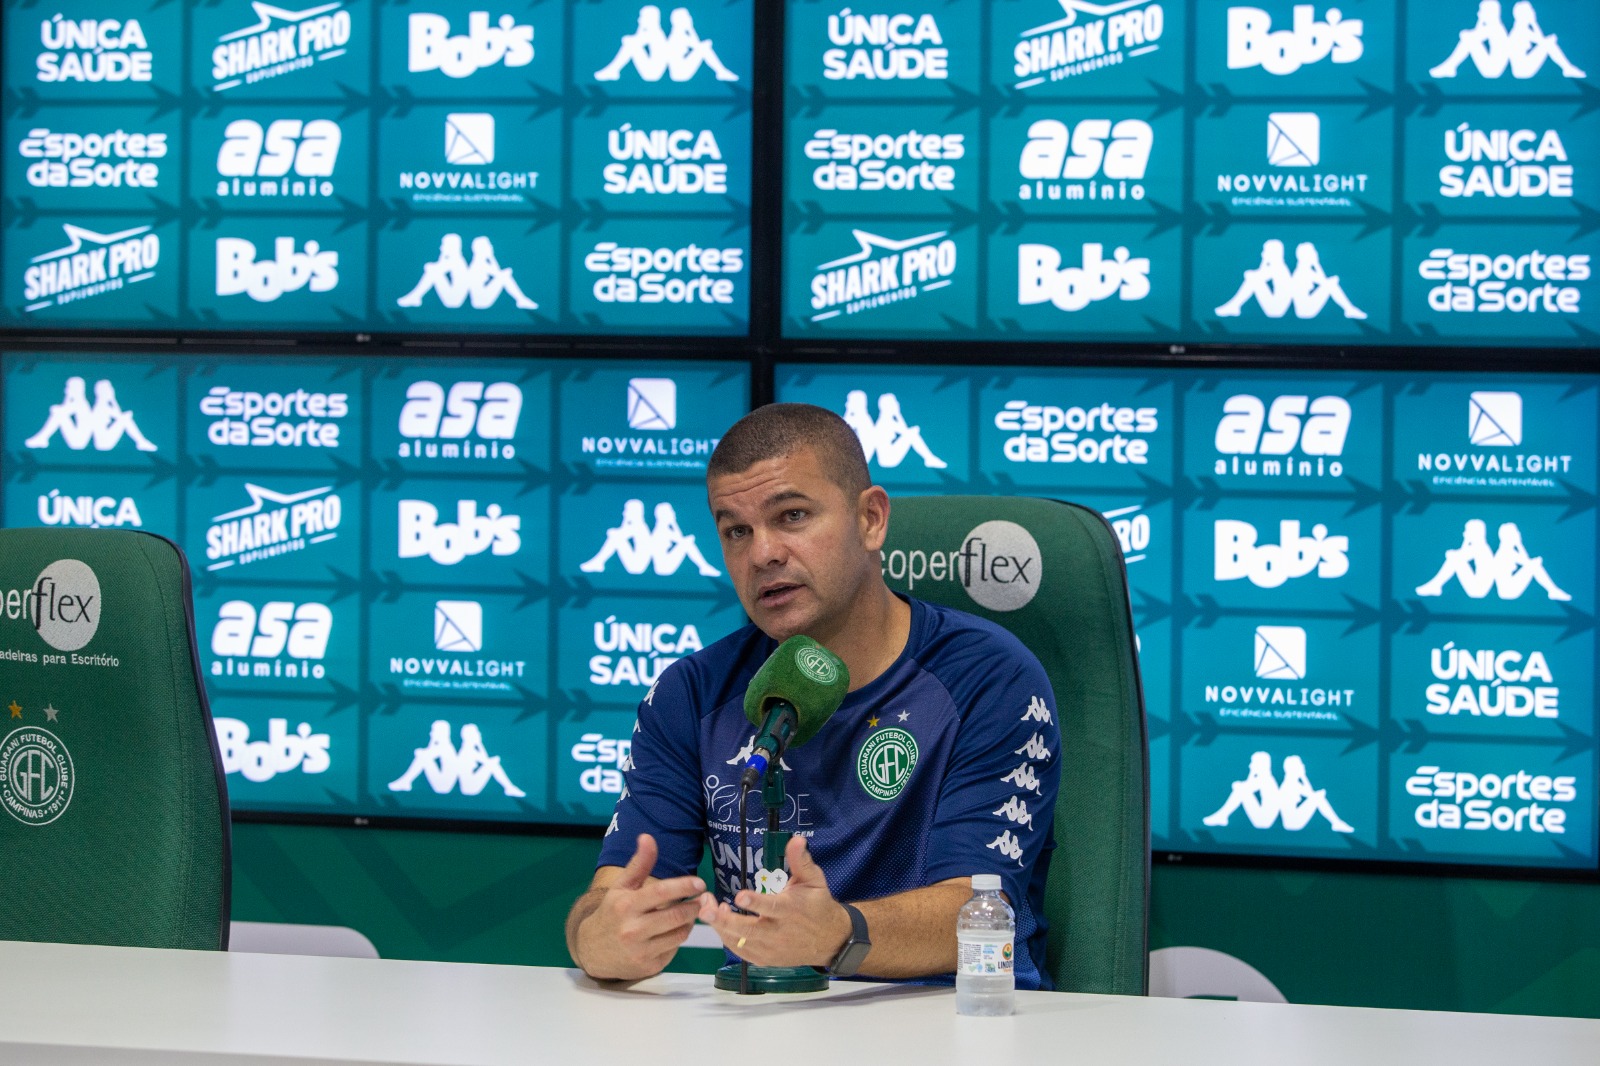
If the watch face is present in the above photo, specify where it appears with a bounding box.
[831,940,871,978]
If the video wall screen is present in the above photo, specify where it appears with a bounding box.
[0,0,752,335]
[0,351,749,825]
[779,362,1600,871]
[781,0,1599,347]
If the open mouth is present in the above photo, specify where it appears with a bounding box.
[757,583,803,607]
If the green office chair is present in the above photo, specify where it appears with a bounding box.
[882,496,1149,995]
[0,528,231,950]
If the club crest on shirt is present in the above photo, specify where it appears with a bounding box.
[857,726,918,801]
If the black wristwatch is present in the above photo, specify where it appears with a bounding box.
[825,903,871,978]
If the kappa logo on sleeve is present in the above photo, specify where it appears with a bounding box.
[1430,2,1587,80]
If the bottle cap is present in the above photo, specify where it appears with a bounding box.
[972,874,1002,891]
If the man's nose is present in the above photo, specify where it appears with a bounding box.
[748,526,787,569]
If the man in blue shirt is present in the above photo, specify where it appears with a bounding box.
[564,404,1060,986]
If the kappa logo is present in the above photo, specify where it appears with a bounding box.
[1015,732,1053,761]
[25,377,158,453]
[1002,761,1044,794]
[397,235,539,311]
[215,119,340,200]
[37,490,144,530]
[1013,1,1167,89]
[996,401,1159,466]
[1022,696,1053,724]
[986,829,1025,863]
[408,11,534,78]
[1019,243,1151,311]
[398,499,522,565]
[205,483,342,571]
[1428,642,1559,719]
[590,615,703,687]
[36,16,152,83]
[1441,124,1571,199]
[434,600,482,653]
[993,795,1036,830]
[1215,240,1367,320]
[0,727,75,826]
[571,732,633,794]
[1204,752,1354,831]
[1416,520,1570,601]
[805,127,964,193]
[1227,5,1364,75]
[215,718,330,782]
[1103,505,1152,563]
[629,378,676,430]
[1214,519,1349,588]
[216,238,339,302]
[1212,394,1351,482]
[212,2,353,92]
[397,380,523,462]
[605,124,727,196]
[1255,625,1306,680]
[809,229,957,321]
[21,127,167,191]
[22,224,161,313]
[389,720,525,797]
[1469,392,1521,447]
[1430,1,1586,80]
[580,500,721,577]
[1017,119,1152,204]
[596,6,739,82]
[823,8,947,81]
[0,560,103,653]
[844,391,947,470]
[210,600,332,679]
[858,726,918,801]
[1418,247,1587,314]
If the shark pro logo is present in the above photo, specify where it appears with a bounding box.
[1,560,102,652]
[808,229,956,322]
[212,2,353,92]
[1013,1,1166,89]
[205,483,343,571]
[23,224,160,313]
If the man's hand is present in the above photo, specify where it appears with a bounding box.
[696,836,852,969]
[570,834,704,981]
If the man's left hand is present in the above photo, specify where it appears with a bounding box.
[696,836,852,969]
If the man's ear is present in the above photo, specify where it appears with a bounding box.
[858,485,891,553]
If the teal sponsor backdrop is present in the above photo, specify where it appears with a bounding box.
[0,350,748,826]
[0,0,752,335]
[785,0,1599,346]
[777,362,1600,871]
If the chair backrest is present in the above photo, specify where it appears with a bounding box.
[881,496,1149,995]
[0,527,230,950]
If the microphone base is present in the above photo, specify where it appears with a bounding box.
[714,963,829,994]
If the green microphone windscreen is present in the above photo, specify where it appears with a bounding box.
[743,635,850,747]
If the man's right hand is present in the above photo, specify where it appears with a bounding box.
[571,834,705,981]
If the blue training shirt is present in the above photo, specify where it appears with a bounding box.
[596,595,1062,989]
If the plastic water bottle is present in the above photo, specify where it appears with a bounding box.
[956,874,1015,1016]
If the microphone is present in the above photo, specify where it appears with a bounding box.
[739,635,850,789]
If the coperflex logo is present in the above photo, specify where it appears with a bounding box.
[1,560,102,653]
[882,520,1042,612]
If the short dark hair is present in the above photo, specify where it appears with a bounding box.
[708,403,871,498]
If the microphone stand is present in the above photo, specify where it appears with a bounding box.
[714,759,828,994]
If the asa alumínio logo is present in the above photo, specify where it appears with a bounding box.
[397,380,523,463]
[210,600,333,681]
[1429,2,1587,80]
[1214,240,1367,320]
[845,390,947,469]
[857,726,918,801]
[22,224,161,314]
[25,377,159,453]
[1017,118,1153,204]
[597,6,739,82]
[795,644,841,685]
[1227,5,1363,75]
[212,2,352,92]
[0,726,75,826]
[214,119,341,200]
[1211,393,1351,481]
[1013,1,1167,89]
[1,559,103,653]
[1203,751,1355,832]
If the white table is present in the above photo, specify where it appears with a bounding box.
[1,940,1596,1066]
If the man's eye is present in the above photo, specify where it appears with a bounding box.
[722,526,747,540]
[783,509,807,522]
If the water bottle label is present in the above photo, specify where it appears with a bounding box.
[957,939,1013,976]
